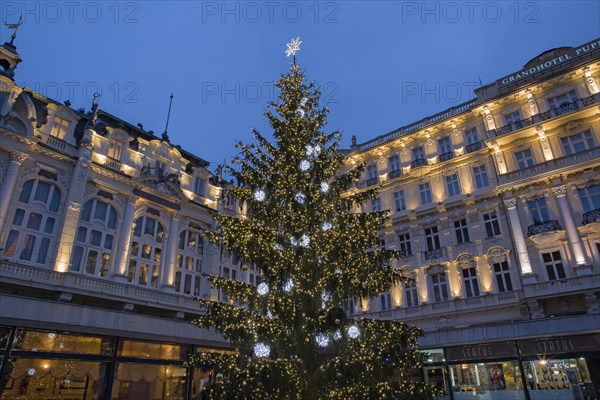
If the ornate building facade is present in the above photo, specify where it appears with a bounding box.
[345,38,600,400]
[0,31,599,400]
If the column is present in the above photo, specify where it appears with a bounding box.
[112,195,138,278]
[504,198,534,277]
[552,185,588,268]
[476,256,494,293]
[161,211,180,289]
[536,125,554,161]
[0,151,27,234]
[54,133,93,272]
[447,261,462,298]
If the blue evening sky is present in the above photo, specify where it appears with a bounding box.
[2,1,598,170]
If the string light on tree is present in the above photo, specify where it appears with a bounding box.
[253,342,271,358]
[295,192,306,204]
[299,234,310,247]
[254,189,266,202]
[257,282,269,296]
[347,325,360,339]
[300,159,311,171]
[320,182,330,193]
[315,333,330,348]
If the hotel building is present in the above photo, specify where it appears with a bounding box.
[0,32,599,399]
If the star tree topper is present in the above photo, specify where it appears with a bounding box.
[285,37,302,57]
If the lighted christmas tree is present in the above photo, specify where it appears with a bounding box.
[190,38,439,400]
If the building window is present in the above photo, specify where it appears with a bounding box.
[542,251,566,281]
[483,211,501,237]
[424,226,441,251]
[388,154,401,172]
[107,138,123,160]
[394,190,406,212]
[578,185,600,212]
[175,223,204,296]
[404,280,419,307]
[412,146,425,160]
[504,110,522,125]
[493,261,513,292]
[465,127,479,145]
[50,116,69,139]
[371,197,382,212]
[438,137,452,154]
[547,90,577,109]
[367,164,378,180]
[398,233,412,257]
[454,219,470,244]
[528,198,550,224]
[561,130,595,156]
[154,160,166,176]
[4,180,61,265]
[70,199,118,276]
[380,292,392,310]
[194,177,206,197]
[129,215,164,288]
[473,165,489,189]
[419,182,433,205]
[431,272,449,302]
[446,173,461,197]
[514,148,535,169]
[462,266,480,298]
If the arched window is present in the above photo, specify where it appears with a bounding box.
[174,223,204,296]
[4,179,61,265]
[70,199,118,276]
[402,269,419,307]
[458,256,480,298]
[129,215,164,288]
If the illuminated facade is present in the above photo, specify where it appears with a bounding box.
[0,38,242,399]
[346,38,600,400]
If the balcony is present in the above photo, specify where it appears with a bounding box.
[411,158,428,169]
[364,177,379,187]
[439,152,454,162]
[489,93,599,138]
[497,146,600,186]
[527,220,561,236]
[466,141,482,153]
[582,209,600,225]
[104,158,123,172]
[423,248,444,261]
[388,169,403,179]
[523,274,600,299]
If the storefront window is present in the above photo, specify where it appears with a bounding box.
[12,329,113,355]
[111,363,186,400]
[450,361,524,400]
[0,327,10,349]
[1,358,107,399]
[119,340,187,360]
[523,358,594,400]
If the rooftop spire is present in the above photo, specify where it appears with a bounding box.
[4,16,23,48]
[162,93,174,143]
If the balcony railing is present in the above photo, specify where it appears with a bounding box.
[46,136,67,152]
[365,177,379,187]
[523,274,600,298]
[423,248,444,260]
[105,159,122,172]
[388,169,403,179]
[582,208,600,225]
[466,141,482,153]
[411,158,428,169]
[489,94,599,138]
[439,152,454,162]
[527,220,561,236]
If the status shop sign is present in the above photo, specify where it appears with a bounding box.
[519,334,600,357]
[446,341,517,362]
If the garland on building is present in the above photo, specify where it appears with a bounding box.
[189,39,440,400]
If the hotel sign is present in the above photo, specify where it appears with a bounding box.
[497,38,600,87]
[446,342,517,362]
[519,334,600,357]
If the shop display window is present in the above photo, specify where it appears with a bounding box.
[111,363,186,400]
[450,361,525,400]
[524,358,594,400]
[12,329,113,355]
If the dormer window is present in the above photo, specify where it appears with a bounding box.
[107,138,123,160]
[194,177,206,197]
[51,116,69,139]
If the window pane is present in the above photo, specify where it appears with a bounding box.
[12,208,25,226]
[4,230,19,257]
[44,217,56,234]
[118,340,187,360]
[85,250,98,274]
[13,329,113,354]
[49,188,61,212]
[70,245,83,271]
[34,181,51,204]
[81,200,93,221]
[20,234,36,261]
[26,213,43,230]
[36,237,50,264]
[104,234,113,250]
[90,230,102,246]
[19,180,33,203]
[108,207,117,229]
[94,201,107,221]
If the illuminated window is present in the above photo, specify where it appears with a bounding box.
[129,215,164,288]
[561,130,595,155]
[578,184,600,212]
[50,115,69,139]
[176,224,204,296]
[107,138,123,160]
[194,177,206,196]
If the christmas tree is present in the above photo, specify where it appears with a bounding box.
[190,38,439,400]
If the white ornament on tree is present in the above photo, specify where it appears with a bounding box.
[295,192,306,204]
[290,237,298,246]
[315,333,330,348]
[257,282,269,296]
[347,325,360,339]
[300,97,308,106]
[299,234,310,247]
[285,37,302,57]
[322,221,332,231]
[300,159,311,171]
[320,182,330,193]
[254,189,266,202]
[333,329,342,341]
[296,108,306,118]
[283,279,295,292]
[254,342,271,358]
